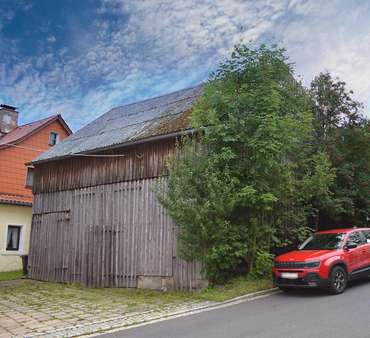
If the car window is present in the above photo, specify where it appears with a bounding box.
[347,231,366,246]
[299,233,345,250]
[361,230,370,244]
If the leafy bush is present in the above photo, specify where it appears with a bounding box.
[249,250,274,279]
[159,43,369,284]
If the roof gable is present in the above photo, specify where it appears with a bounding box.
[33,85,202,164]
[0,114,72,149]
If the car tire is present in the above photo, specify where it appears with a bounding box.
[327,266,347,295]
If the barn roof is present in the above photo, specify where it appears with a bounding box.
[32,85,202,164]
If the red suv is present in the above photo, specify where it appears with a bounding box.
[273,228,370,294]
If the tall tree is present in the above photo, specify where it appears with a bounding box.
[310,72,365,147]
[160,44,333,282]
[310,73,370,228]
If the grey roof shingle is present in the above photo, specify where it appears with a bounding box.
[32,85,202,163]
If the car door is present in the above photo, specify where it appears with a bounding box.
[361,230,370,268]
[346,231,367,273]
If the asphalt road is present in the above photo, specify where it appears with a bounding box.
[99,280,370,338]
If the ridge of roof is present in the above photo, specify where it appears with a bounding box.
[71,88,201,143]
[19,114,59,127]
[32,85,203,164]
[110,85,201,111]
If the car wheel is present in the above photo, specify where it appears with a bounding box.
[328,266,347,295]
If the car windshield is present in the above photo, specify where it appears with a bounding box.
[299,233,345,250]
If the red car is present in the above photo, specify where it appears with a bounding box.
[273,228,370,294]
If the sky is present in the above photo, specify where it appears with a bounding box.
[0,0,369,131]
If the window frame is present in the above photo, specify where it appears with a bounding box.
[25,166,34,188]
[361,230,370,244]
[299,233,345,251]
[5,225,22,252]
[347,231,367,246]
[49,131,59,146]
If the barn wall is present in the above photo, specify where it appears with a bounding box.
[33,139,175,194]
[28,177,205,290]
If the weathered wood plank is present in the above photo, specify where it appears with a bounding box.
[33,140,176,194]
[29,177,204,290]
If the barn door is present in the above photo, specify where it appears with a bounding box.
[83,224,138,288]
[79,179,173,288]
[29,211,71,282]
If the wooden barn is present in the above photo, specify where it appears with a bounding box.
[28,86,207,290]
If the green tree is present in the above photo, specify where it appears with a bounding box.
[160,44,334,283]
[310,71,364,147]
[310,73,370,227]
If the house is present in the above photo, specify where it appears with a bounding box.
[0,104,72,272]
[28,86,207,290]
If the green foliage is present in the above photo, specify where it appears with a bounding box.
[197,276,272,302]
[249,250,274,279]
[310,73,370,227]
[310,71,365,147]
[0,270,23,281]
[160,44,334,283]
[160,44,369,284]
[158,141,247,283]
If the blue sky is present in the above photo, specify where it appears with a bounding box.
[0,0,369,131]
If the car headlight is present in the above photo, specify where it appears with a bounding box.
[303,261,320,268]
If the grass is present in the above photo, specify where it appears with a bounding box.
[0,279,197,312]
[0,275,273,334]
[0,270,23,282]
[197,276,273,302]
[0,274,272,310]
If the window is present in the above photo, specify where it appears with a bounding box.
[6,226,21,251]
[347,231,366,246]
[25,167,34,188]
[49,132,59,146]
[299,233,345,250]
[361,230,370,244]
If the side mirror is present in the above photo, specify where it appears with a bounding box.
[345,242,358,250]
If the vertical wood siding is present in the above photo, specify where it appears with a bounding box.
[32,140,175,194]
[29,178,205,290]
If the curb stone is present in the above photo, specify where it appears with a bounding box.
[26,288,279,338]
[215,287,279,305]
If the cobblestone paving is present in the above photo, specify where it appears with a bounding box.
[27,301,216,338]
[0,280,214,338]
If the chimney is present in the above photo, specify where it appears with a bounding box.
[0,104,19,135]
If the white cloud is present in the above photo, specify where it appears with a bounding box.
[278,0,370,113]
[0,0,369,131]
[47,35,56,43]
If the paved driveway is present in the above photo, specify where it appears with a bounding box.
[0,280,132,337]
[99,280,370,338]
[0,280,212,338]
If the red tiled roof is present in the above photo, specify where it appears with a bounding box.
[0,114,72,148]
[0,193,33,206]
